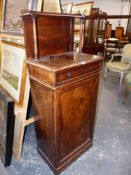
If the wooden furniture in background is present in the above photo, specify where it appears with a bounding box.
[126,6,131,41]
[115,26,124,41]
[22,12,103,174]
[104,38,119,57]
[83,43,104,55]
[83,12,107,55]
[105,21,112,39]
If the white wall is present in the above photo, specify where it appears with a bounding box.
[120,1,131,33]
[61,0,130,30]
[94,0,122,29]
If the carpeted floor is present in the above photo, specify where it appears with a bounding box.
[0,69,131,175]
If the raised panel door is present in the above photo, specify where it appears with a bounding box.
[54,74,100,164]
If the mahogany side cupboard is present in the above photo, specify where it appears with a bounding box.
[22,12,103,174]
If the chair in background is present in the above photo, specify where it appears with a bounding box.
[104,44,131,85]
[104,38,120,57]
[124,71,131,102]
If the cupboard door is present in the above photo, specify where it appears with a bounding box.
[55,74,99,164]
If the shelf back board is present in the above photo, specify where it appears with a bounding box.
[21,12,84,60]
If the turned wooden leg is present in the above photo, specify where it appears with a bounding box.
[104,66,108,79]
[120,72,124,86]
[123,85,129,104]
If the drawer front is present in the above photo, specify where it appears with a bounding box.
[56,62,101,84]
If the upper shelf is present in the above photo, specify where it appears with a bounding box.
[22,12,84,60]
[21,11,84,18]
[85,15,131,19]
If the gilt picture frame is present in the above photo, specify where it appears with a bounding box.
[43,0,62,13]
[1,0,34,35]
[62,3,73,14]
[0,41,27,106]
[72,2,93,16]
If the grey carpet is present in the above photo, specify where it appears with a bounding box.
[1,71,131,175]
[0,159,10,175]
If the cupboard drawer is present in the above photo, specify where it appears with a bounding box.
[56,62,101,84]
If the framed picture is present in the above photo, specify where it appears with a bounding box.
[0,86,14,166]
[0,0,3,30]
[72,2,93,16]
[0,41,26,105]
[92,8,99,15]
[43,0,62,13]
[35,0,43,11]
[61,3,73,14]
[1,0,34,35]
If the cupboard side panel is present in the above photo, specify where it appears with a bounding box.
[30,79,55,164]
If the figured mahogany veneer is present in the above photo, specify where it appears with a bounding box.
[27,52,102,174]
[22,12,103,174]
[27,52,102,86]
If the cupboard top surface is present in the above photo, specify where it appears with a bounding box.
[21,11,84,18]
[27,52,103,72]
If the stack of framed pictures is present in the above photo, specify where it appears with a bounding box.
[71,2,93,16]
[1,0,36,35]
[61,3,73,14]
[61,2,93,15]
[1,0,62,35]
[0,41,26,106]
[0,86,14,166]
[43,0,62,13]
